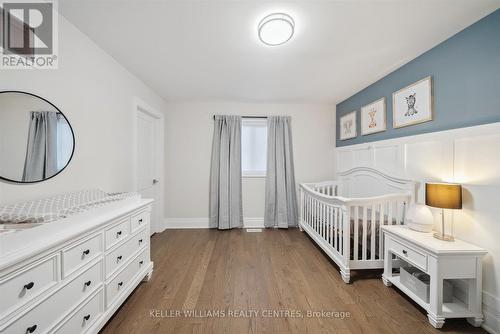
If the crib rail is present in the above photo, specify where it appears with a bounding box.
[299,182,410,283]
[302,181,338,197]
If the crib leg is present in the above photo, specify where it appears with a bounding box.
[341,268,351,284]
[299,224,304,232]
[382,276,392,287]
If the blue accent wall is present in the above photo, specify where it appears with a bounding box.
[336,9,500,147]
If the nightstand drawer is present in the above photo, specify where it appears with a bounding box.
[389,237,428,271]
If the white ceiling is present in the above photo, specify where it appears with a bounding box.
[59,0,500,104]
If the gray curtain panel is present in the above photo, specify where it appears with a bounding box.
[22,111,59,182]
[209,115,243,229]
[264,116,298,228]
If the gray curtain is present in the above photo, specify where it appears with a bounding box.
[209,115,243,229]
[264,116,298,228]
[22,111,59,182]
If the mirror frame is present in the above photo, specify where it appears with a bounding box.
[0,90,76,184]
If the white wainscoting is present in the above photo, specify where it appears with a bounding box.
[164,218,265,229]
[336,121,500,333]
[483,291,500,334]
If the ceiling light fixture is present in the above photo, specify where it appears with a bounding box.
[258,13,295,46]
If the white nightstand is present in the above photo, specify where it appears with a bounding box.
[381,225,487,329]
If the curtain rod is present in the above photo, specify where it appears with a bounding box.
[212,115,267,120]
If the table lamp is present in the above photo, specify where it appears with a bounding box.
[425,182,462,242]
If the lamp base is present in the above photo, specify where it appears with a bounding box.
[433,232,455,242]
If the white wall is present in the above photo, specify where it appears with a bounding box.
[0,14,168,212]
[335,122,500,333]
[164,101,336,228]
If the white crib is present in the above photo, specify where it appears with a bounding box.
[299,167,417,283]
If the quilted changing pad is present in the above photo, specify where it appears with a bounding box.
[0,189,140,224]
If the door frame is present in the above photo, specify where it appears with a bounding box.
[133,97,165,234]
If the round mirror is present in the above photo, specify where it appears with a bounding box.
[0,91,75,183]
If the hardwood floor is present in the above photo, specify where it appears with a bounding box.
[100,229,486,334]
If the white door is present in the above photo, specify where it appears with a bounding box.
[136,107,162,234]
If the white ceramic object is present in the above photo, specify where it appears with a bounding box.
[407,204,434,232]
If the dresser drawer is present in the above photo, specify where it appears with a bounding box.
[389,237,428,271]
[1,260,102,334]
[0,254,58,319]
[53,289,104,334]
[135,248,150,273]
[62,233,103,278]
[105,219,130,250]
[131,211,149,233]
[105,228,148,278]
[106,249,147,307]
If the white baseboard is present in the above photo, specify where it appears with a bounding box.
[164,218,209,229]
[164,217,265,229]
[243,217,265,228]
[483,291,500,334]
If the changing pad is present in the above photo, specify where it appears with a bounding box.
[0,189,140,224]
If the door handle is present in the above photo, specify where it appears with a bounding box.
[153,179,159,185]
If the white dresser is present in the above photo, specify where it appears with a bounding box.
[0,198,154,334]
[381,225,486,329]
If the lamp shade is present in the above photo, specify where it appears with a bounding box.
[425,183,462,209]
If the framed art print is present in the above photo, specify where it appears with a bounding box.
[392,76,433,128]
[340,111,357,140]
[361,97,386,135]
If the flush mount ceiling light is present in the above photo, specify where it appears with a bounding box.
[258,13,295,46]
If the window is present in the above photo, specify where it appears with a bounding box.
[56,116,73,170]
[241,118,267,177]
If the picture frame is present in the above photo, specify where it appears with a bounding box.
[339,111,357,140]
[392,76,433,129]
[361,97,386,135]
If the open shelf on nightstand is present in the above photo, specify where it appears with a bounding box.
[442,298,473,318]
[386,274,430,311]
[387,274,474,318]
[387,257,474,319]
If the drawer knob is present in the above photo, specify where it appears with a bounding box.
[117,255,123,261]
[139,260,144,265]
[118,281,123,287]
[82,249,90,256]
[139,219,143,223]
[84,280,92,287]
[402,250,408,256]
[83,314,91,321]
[116,231,122,236]
[139,239,143,244]
[24,282,35,290]
[27,325,37,333]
